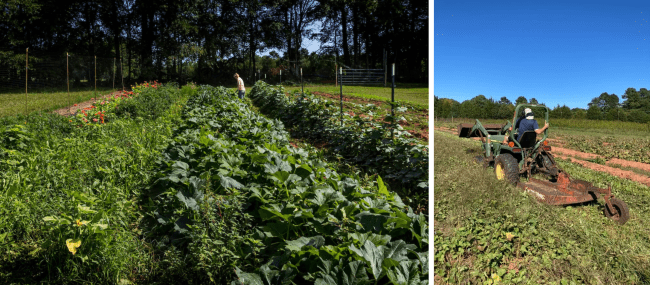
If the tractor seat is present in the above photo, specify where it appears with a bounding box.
[518,131,537,148]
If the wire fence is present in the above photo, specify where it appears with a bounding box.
[0,51,126,93]
[337,69,385,86]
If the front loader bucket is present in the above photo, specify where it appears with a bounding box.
[457,123,474,138]
[458,123,505,138]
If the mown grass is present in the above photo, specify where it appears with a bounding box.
[282,83,429,107]
[434,130,650,284]
[0,87,118,117]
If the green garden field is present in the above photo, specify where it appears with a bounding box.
[0,81,429,284]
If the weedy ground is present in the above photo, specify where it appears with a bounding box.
[434,130,650,284]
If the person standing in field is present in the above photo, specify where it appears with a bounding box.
[234,73,245,99]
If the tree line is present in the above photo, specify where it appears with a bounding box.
[434,87,650,123]
[0,0,428,86]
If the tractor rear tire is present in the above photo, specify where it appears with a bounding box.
[495,153,520,186]
[604,198,630,225]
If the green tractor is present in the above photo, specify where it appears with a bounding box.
[458,104,630,225]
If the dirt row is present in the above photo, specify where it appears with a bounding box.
[434,126,650,187]
[52,91,125,116]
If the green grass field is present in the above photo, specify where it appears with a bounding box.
[435,117,650,139]
[282,83,429,107]
[0,87,118,117]
[434,130,650,284]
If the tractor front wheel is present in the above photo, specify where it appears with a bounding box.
[604,198,630,225]
[495,153,520,185]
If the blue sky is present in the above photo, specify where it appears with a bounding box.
[434,0,650,109]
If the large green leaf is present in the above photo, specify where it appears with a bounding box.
[176,190,198,211]
[218,174,244,189]
[385,260,423,285]
[386,210,411,230]
[383,240,416,262]
[285,236,325,252]
[315,259,371,285]
[349,240,385,280]
[349,232,391,247]
[376,175,390,196]
[271,171,290,184]
[170,161,189,181]
[233,266,264,285]
[355,212,389,232]
[412,250,428,275]
[259,204,291,221]
[295,164,313,179]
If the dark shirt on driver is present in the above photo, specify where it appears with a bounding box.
[517,119,538,141]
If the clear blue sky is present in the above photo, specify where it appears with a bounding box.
[434,0,650,109]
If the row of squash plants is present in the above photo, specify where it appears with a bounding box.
[144,85,429,284]
[247,82,428,197]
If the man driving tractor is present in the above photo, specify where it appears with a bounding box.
[503,107,550,144]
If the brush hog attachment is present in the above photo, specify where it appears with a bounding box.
[520,172,629,224]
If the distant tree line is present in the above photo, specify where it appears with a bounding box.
[434,87,650,123]
[0,0,428,86]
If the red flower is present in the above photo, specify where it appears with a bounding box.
[93,118,98,122]
[74,104,77,106]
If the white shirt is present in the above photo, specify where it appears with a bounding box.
[237,77,245,91]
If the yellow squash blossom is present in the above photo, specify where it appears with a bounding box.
[66,239,81,255]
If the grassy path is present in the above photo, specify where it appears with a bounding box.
[282,83,429,107]
[0,87,119,117]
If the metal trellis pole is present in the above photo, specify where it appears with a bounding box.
[301,68,303,95]
[340,67,343,126]
[391,63,395,140]
[25,48,28,115]
[383,49,388,87]
[113,57,115,89]
[94,55,97,93]
[120,57,124,91]
[67,53,70,114]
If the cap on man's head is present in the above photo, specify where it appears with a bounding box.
[524,108,534,119]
